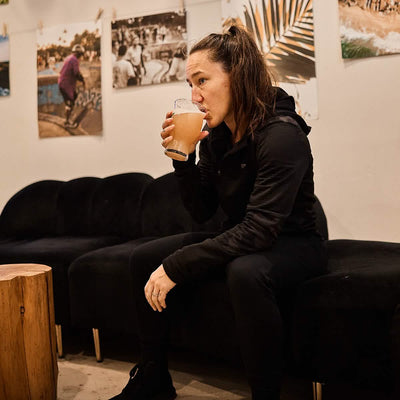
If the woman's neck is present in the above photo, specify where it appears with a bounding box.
[225,116,244,143]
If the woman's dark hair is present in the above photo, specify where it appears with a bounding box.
[189,24,276,139]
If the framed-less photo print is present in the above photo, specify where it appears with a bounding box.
[37,21,102,138]
[223,0,319,120]
[0,34,9,97]
[111,10,187,89]
[338,0,400,59]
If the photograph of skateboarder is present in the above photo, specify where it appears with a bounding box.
[58,44,85,128]
[37,20,102,138]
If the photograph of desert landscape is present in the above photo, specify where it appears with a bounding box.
[338,0,400,58]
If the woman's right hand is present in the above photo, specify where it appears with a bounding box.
[161,111,175,149]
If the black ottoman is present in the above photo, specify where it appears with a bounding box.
[292,239,400,397]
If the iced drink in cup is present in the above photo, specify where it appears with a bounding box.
[164,99,205,162]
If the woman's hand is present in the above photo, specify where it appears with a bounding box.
[144,265,176,312]
[161,111,175,149]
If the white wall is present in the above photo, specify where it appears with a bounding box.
[0,0,399,243]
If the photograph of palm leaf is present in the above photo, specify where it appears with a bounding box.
[222,0,318,119]
[338,1,400,59]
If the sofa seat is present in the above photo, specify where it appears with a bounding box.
[69,237,157,333]
[292,239,400,392]
[0,235,123,325]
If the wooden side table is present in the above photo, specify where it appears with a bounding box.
[0,264,58,399]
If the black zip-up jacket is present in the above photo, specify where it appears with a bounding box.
[163,88,318,284]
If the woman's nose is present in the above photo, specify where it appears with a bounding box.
[191,88,203,103]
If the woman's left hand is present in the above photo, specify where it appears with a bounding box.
[144,265,176,312]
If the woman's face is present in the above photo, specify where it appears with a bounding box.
[186,50,234,130]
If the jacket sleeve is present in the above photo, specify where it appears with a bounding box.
[164,122,311,284]
[172,138,219,224]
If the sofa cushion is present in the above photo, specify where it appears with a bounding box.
[89,173,153,238]
[0,235,122,325]
[68,237,154,332]
[298,240,400,309]
[56,177,101,235]
[139,173,224,237]
[139,173,195,237]
[0,180,62,238]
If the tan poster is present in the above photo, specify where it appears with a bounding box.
[338,1,400,58]
[37,21,102,138]
[222,0,318,119]
[111,10,187,89]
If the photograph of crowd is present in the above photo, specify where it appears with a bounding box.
[37,21,102,138]
[111,10,187,89]
[0,34,9,96]
[338,0,400,58]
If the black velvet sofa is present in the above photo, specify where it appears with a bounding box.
[1,171,399,399]
[0,172,153,354]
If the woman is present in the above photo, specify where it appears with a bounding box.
[110,24,327,400]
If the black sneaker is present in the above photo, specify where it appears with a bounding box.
[109,362,177,400]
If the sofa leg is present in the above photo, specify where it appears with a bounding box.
[312,381,322,400]
[55,324,63,358]
[93,328,103,362]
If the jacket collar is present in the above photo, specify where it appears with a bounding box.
[208,122,250,160]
